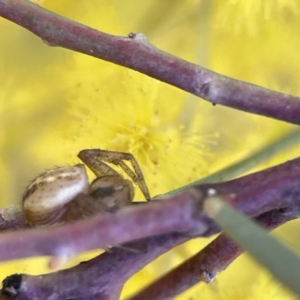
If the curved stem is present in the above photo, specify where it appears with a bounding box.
[0,0,300,124]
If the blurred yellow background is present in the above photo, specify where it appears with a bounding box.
[1,0,300,299]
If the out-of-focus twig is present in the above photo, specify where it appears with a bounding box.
[1,233,190,300]
[129,206,300,300]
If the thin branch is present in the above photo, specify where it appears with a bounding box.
[0,0,300,124]
[129,206,300,300]
[0,190,211,263]
[1,233,190,300]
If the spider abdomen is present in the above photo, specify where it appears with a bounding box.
[22,164,89,226]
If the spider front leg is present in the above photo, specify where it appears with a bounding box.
[78,149,151,201]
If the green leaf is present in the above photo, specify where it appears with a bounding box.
[205,197,300,296]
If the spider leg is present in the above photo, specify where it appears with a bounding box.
[111,159,151,201]
[78,149,119,177]
[78,149,151,201]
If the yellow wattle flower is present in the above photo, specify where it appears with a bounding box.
[66,69,214,198]
[0,1,300,299]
